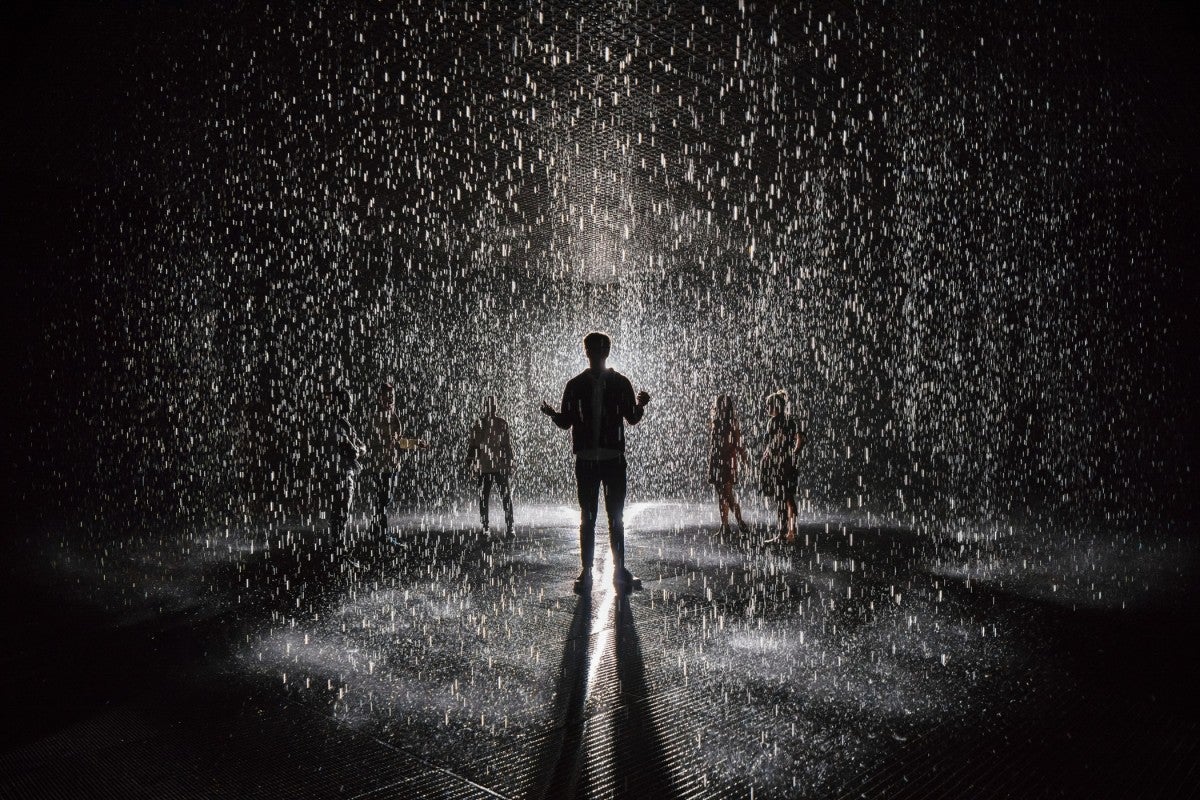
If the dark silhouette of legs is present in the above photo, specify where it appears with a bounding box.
[370,469,396,534]
[576,458,626,573]
[478,473,514,534]
[717,479,745,532]
[479,473,494,530]
[576,461,602,569]
[330,474,355,539]
[774,489,797,542]
[602,461,627,572]
[495,472,514,534]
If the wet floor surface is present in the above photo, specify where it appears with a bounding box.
[2,501,1198,798]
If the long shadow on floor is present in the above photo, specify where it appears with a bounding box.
[527,592,592,799]
[611,598,683,800]
[526,594,683,799]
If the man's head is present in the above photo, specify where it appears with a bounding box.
[766,389,788,417]
[583,331,611,364]
[331,387,352,415]
[712,393,733,426]
[484,395,497,416]
[378,380,395,409]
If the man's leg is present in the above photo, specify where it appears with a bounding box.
[379,468,399,536]
[479,473,493,530]
[785,489,797,541]
[602,458,628,583]
[363,471,376,531]
[731,484,748,531]
[497,473,514,534]
[575,459,601,571]
[369,470,383,532]
[775,491,788,539]
[331,473,353,540]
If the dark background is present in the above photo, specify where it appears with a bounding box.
[3,0,1196,536]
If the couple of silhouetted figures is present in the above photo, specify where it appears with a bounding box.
[326,381,513,542]
[328,329,804,593]
[325,381,431,543]
[710,388,806,544]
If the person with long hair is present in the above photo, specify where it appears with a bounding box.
[760,389,805,543]
[708,394,750,536]
[465,395,515,537]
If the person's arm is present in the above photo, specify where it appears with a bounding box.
[623,378,649,424]
[541,384,574,430]
[393,412,430,450]
[500,420,514,472]
[464,422,479,470]
[346,422,367,457]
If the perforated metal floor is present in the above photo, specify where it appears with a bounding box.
[2,503,1197,798]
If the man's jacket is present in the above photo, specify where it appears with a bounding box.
[550,367,644,457]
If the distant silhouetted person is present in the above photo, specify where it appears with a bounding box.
[364,380,429,538]
[465,395,514,537]
[327,387,366,539]
[541,331,650,594]
[709,393,750,536]
[760,389,805,543]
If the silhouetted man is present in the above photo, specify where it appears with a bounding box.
[541,331,650,593]
[465,395,515,537]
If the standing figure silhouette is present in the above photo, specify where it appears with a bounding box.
[709,393,750,536]
[760,389,804,543]
[465,395,515,537]
[541,331,650,594]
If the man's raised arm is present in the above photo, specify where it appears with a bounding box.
[540,385,574,430]
[623,379,650,425]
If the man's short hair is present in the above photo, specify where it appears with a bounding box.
[583,331,611,358]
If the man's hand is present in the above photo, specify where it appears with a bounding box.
[540,400,557,416]
[636,391,651,407]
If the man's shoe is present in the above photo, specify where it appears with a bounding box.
[613,567,642,593]
[573,569,593,594]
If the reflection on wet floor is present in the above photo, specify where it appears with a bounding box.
[3,501,1198,798]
